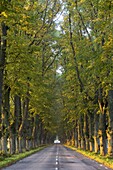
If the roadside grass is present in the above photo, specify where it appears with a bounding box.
[0,145,47,169]
[65,145,113,169]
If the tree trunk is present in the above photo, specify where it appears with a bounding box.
[9,133,16,154]
[1,136,7,154]
[98,112,107,156]
[75,121,78,148]
[78,118,81,149]
[25,117,32,150]
[88,112,94,152]
[98,88,107,155]
[39,122,44,145]
[1,85,10,154]
[36,121,40,146]
[18,137,24,153]
[107,90,113,156]
[32,126,36,148]
[78,115,85,149]
[0,23,7,142]
[84,113,89,150]
[9,95,21,154]
[94,112,99,153]
[15,95,21,152]
[18,101,26,152]
[32,115,37,148]
[18,86,30,152]
[71,130,75,146]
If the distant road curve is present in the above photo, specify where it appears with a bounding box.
[2,145,112,170]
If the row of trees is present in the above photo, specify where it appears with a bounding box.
[57,0,113,156]
[0,0,62,154]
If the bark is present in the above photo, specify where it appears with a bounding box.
[94,112,99,153]
[98,111,107,155]
[98,88,107,155]
[32,125,36,148]
[14,95,21,152]
[26,139,32,150]
[88,113,94,152]
[9,134,16,154]
[0,38,3,120]
[0,23,7,139]
[83,113,89,150]
[107,90,113,156]
[78,118,81,149]
[78,115,85,149]
[71,130,75,146]
[25,117,32,150]
[9,95,21,154]
[75,121,78,148]
[36,120,40,146]
[18,85,30,152]
[0,140,2,150]
[39,122,44,145]
[1,136,7,154]
[18,137,23,153]
[1,85,10,154]
[43,130,48,144]
[32,115,39,148]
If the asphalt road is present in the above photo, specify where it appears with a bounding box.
[2,145,112,170]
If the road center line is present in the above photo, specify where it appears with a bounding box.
[55,150,59,170]
[56,162,58,165]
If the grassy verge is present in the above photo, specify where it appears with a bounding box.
[65,145,113,169]
[0,145,47,169]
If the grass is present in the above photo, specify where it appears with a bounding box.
[0,145,47,169]
[65,145,113,169]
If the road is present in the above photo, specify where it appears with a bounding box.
[2,145,112,170]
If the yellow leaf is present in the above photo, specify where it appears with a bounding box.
[1,12,8,18]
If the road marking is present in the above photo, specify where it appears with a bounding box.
[55,150,59,170]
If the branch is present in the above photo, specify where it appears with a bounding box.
[68,12,84,92]
[75,1,95,52]
[44,50,61,75]
[29,0,60,47]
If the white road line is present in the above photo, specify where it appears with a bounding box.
[55,150,59,170]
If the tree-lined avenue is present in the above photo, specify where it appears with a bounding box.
[1,0,113,167]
